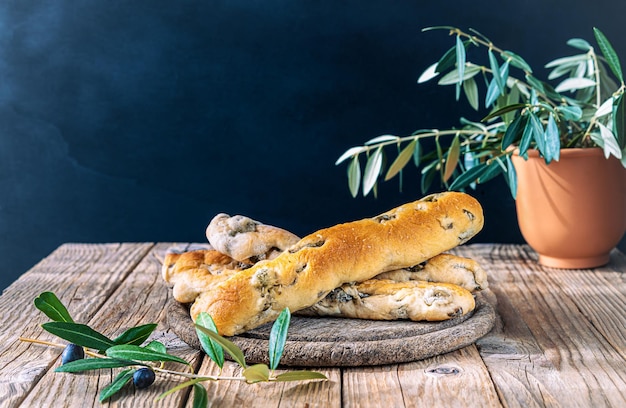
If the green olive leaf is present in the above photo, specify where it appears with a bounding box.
[42,322,115,351]
[385,140,416,181]
[195,325,247,368]
[195,312,224,369]
[192,383,209,408]
[55,357,139,373]
[268,308,290,371]
[558,105,583,121]
[593,27,623,83]
[144,340,167,354]
[105,345,190,367]
[448,162,488,191]
[335,146,366,166]
[544,113,561,163]
[505,155,518,199]
[347,155,361,198]
[274,371,328,382]
[488,49,503,91]
[516,113,532,158]
[417,62,439,84]
[156,377,214,402]
[113,323,158,346]
[502,50,532,73]
[567,38,592,51]
[613,92,626,149]
[443,135,461,183]
[455,34,466,86]
[477,160,504,184]
[99,368,135,402]
[482,103,527,122]
[462,77,479,111]
[34,292,74,323]
[362,147,383,197]
[502,114,525,151]
[596,123,622,159]
[242,364,270,384]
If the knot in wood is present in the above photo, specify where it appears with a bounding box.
[426,365,461,376]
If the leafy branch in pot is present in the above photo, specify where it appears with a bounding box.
[336,26,626,198]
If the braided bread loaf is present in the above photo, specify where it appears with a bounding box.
[190,191,484,336]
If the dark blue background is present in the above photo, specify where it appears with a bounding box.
[1,1,625,290]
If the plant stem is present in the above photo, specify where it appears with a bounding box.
[18,336,248,382]
[19,337,107,359]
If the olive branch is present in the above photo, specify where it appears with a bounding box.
[19,292,327,407]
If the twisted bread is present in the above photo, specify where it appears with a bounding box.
[190,191,484,335]
[375,253,488,292]
[298,279,475,321]
[206,214,300,262]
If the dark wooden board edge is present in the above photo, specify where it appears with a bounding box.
[166,291,496,367]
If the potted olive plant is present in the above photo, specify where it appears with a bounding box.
[336,26,626,269]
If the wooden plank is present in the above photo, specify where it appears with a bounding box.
[195,359,341,407]
[17,243,206,408]
[342,364,406,408]
[0,243,153,408]
[341,345,500,408]
[460,244,626,407]
[397,345,501,407]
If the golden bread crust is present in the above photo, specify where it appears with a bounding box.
[190,192,484,335]
[374,253,488,292]
[298,279,475,321]
[206,214,300,262]
[162,249,245,303]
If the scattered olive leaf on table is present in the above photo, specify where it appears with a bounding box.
[19,291,327,407]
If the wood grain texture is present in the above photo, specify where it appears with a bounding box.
[1,243,625,407]
[0,243,153,408]
[456,244,626,407]
[18,243,205,408]
[194,360,341,408]
[166,291,496,366]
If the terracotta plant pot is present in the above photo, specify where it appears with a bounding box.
[511,148,626,269]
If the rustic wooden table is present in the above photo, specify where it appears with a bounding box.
[1,243,625,407]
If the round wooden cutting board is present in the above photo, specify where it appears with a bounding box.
[166,291,496,367]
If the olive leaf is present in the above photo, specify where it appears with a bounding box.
[613,93,626,149]
[443,134,461,183]
[385,140,416,181]
[544,113,560,163]
[448,162,488,191]
[99,368,135,402]
[501,114,525,150]
[113,323,158,346]
[502,50,532,73]
[505,155,518,199]
[567,38,592,51]
[144,340,167,354]
[268,308,290,371]
[105,344,191,367]
[42,322,116,351]
[192,383,209,408]
[55,357,139,373]
[455,34,466,87]
[347,156,361,198]
[489,49,505,94]
[274,370,329,382]
[242,363,270,383]
[195,312,224,369]
[593,27,624,83]
[362,147,383,196]
[34,292,74,323]
[156,377,214,402]
[463,77,479,110]
[195,325,247,368]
